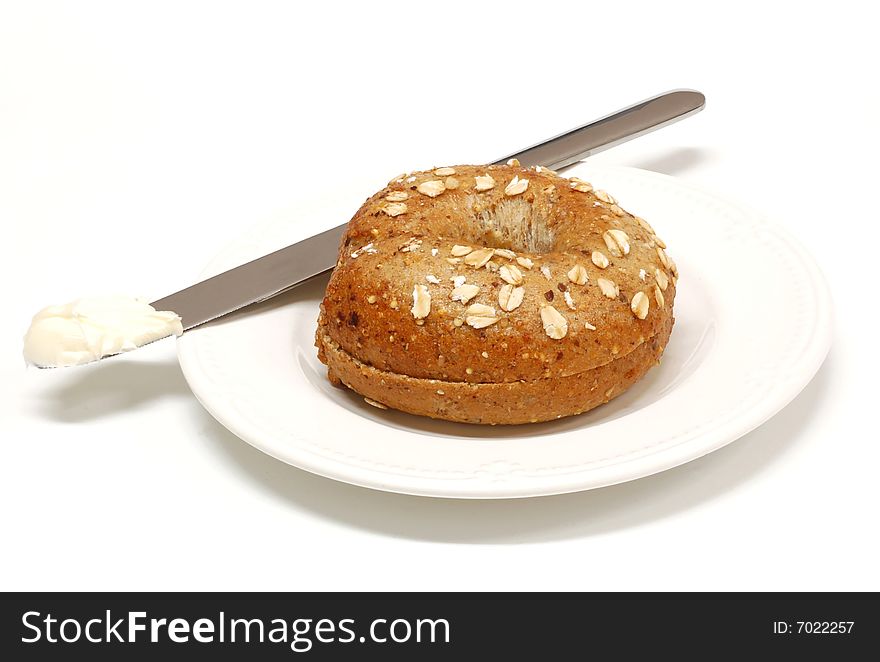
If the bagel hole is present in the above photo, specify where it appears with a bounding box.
[467,196,554,253]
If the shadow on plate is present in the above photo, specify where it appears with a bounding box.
[197,354,834,544]
[622,146,717,176]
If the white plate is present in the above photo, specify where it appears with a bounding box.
[177,165,832,499]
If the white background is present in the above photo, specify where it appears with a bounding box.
[2,1,877,591]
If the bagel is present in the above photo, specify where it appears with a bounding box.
[316,162,677,424]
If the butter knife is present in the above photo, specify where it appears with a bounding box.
[153,89,705,329]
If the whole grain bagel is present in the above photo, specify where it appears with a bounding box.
[316,162,677,424]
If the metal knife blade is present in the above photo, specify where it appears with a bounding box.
[152,224,346,331]
[153,89,705,329]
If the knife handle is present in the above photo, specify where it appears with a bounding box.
[494,89,705,171]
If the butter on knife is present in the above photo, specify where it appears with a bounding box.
[23,295,183,368]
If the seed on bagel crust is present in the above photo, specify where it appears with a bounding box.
[639,268,647,281]
[465,303,494,316]
[631,291,649,319]
[540,305,568,339]
[635,215,655,233]
[567,264,589,285]
[504,176,529,196]
[657,246,671,269]
[465,303,500,328]
[506,158,520,167]
[494,248,516,260]
[382,202,406,218]
[451,275,466,287]
[417,180,446,197]
[425,274,440,284]
[451,283,480,304]
[570,177,593,193]
[563,290,576,310]
[609,204,625,217]
[364,397,388,409]
[595,189,616,204]
[540,265,552,280]
[445,257,461,265]
[597,278,619,299]
[655,268,669,291]
[411,284,431,319]
[450,244,473,257]
[350,242,376,258]
[654,284,665,308]
[584,321,597,331]
[399,237,422,252]
[591,250,609,269]
[654,235,666,249]
[474,174,495,191]
[445,176,460,190]
[603,229,631,257]
[385,191,409,202]
[485,260,499,272]
[499,264,524,285]
[434,167,456,176]
[516,256,534,269]
[464,248,495,268]
[498,284,524,312]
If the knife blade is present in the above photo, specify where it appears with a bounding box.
[152,89,705,329]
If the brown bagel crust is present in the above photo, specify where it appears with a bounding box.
[319,317,672,425]
[316,163,677,424]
